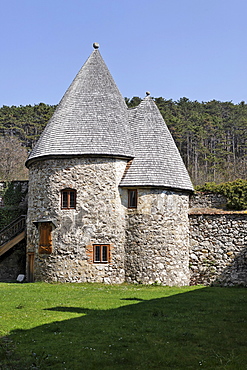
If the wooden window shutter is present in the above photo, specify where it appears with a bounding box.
[38,222,52,254]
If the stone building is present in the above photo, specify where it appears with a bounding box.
[25,43,194,284]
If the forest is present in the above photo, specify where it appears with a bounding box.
[0,97,247,186]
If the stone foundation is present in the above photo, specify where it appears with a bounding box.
[122,188,190,286]
[27,157,127,283]
[26,158,191,285]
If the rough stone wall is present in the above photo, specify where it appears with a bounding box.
[27,157,127,283]
[121,188,190,286]
[189,214,247,286]
[190,193,227,209]
[26,163,247,287]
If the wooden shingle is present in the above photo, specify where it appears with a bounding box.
[26,48,134,167]
[120,96,194,191]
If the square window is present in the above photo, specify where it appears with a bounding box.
[61,189,76,209]
[128,189,137,208]
[93,244,110,263]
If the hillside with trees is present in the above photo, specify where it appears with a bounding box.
[0,98,247,185]
[0,103,55,180]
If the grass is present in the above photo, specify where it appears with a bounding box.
[0,283,246,369]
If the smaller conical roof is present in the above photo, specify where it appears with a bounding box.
[26,46,134,167]
[120,96,194,191]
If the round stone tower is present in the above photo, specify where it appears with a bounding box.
[120,96,193,285]
[25,44,194,285]
[25,44,134,283]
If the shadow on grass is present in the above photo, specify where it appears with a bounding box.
[120,297,146,302]
[44,306,90,314]
[2,286,247,369]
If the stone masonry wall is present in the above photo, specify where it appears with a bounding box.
[27,157,127,283]
[189,192,227,209]
[122,188,190,286]
[189,213,247,286]
[26,164,247,288]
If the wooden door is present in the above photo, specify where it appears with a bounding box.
[27,252,34,282]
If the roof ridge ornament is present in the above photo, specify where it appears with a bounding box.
[93,42,100,49]
[146,91,150,96]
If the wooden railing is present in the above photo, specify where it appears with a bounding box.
[0,215,27,247]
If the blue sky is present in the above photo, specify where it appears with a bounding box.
[1,0,247,107]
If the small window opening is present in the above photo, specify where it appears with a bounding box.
[61,189,76,209]
[93,244,109,263]
[128,189,137,208]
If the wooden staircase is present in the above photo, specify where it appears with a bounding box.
[0,215,26,257]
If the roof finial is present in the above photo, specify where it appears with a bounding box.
[93,42,100,49]
[146,91,150,96]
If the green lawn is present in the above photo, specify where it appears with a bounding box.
[0,283,246,369]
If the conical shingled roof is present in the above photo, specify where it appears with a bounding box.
[26,47,134,167]
[120,96,194,191]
